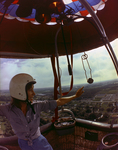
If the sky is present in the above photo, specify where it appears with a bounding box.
[0,39,118,90]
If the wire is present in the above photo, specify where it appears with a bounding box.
[23,24,51,57]
[81,52,92,81]
[61,23,72,75]
[77,0,118,75]
[0,7,7,24]
[72,14,118,76]
[55,26,62,97]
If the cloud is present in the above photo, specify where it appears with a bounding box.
[0,58,55,90]
[71,40,118,84]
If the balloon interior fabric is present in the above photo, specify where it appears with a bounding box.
[0,0,118,58]
[0,0,107,24]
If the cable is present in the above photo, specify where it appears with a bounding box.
[81,52,94,84]
[61,23,72,75]
[55,26,62,97]
[70,14,118,76]
[0,7,7,24]
[78,0,118,75]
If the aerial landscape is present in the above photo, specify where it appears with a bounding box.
[0,79,118,137]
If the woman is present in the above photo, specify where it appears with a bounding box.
[0,73,84,150]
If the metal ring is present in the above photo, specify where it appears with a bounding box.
[81,54,88,60]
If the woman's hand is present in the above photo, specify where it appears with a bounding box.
[56,86,84,106]
[75,87,84,98]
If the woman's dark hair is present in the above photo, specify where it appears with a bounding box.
[26,82,33,91]
[11,97,25,109]
[11,82,34,109]
[25,82,34,100]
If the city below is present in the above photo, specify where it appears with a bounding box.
[0,79,118,137]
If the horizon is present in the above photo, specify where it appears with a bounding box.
[0,78,118,92]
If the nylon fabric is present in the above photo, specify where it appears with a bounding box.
[0,0,107,23]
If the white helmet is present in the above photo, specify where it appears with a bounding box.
[9,73,36,101]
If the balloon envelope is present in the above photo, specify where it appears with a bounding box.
[0,0,118,58]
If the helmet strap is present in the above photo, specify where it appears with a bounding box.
[26,99,35,114]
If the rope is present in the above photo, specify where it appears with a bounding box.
[51,26,74,122]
